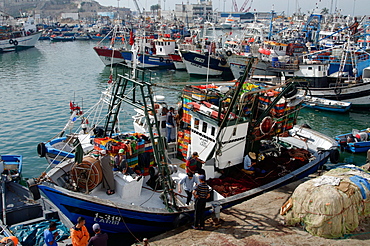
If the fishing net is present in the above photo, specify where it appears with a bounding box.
[282,165,370,238]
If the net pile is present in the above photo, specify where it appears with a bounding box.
[282,165,370,238]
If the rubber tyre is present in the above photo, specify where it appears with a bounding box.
[330,149,340,164]
[27,179,41,200]
[37,142,46,157]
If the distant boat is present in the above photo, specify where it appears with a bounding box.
[335,129,370,153]
[303,95,352,113]
[50,33,75,42]
[0,16,41,52]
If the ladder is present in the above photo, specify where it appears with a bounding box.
[104,68,178,212]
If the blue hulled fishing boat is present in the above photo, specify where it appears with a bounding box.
[32,60,339,234]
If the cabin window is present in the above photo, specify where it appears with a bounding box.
[211,127,215,136]
[232,127,237,136]
[202,122,207,133]
[159,48,163,52]
[318,66,321,71]
[288,71,294,75]
[194,118,200,130]
[308,67,313,70]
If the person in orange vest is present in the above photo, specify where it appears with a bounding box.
[70,217,89,246]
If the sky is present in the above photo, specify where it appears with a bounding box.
[96,0,368,16]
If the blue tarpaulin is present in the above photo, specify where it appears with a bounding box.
[9,220,70,246]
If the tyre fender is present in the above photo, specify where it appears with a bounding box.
[329,149,340,164]
[37,142,46,157]
[284,86,298,98]
[173,213,192,227]
[27,179,41,200]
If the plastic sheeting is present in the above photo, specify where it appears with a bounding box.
[283,165,370,238]
[9,220,70,246]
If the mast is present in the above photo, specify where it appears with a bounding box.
[104,68,178,212]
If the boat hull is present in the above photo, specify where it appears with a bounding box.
[0,32,41,52]
[181,50,234,79]
[307,82,370,108]
[37,148,330,234]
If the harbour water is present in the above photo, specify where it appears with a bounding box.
[1,40,370,180]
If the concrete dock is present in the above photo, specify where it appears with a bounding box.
[143,176,370,246]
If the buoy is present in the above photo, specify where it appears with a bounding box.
[260,116,274,134]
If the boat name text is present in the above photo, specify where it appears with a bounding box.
[94,213,121,225]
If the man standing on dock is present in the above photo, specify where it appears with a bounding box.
[192,175,210,230]
[87,223,108,246]
[71,217,89,246]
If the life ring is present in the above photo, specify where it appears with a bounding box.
[159,57,164,62]
[37,142,46,157]
[27,178,41,200]
[166,59,171,64]
[9,39,14,44]
[13,40,18,46]
[260,116,274,135]
[283,86,298,98]
[329,149,340,164]
[226,50,232,56]
[220,58,227,65]
[71,156,103,191]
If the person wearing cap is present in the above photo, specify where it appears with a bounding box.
[99,150,115,195]
[192,174,210,230]
[186,152,205,176]
[178,172,199,205]
[44,221,58,246]
[87,223,108,246]
[71,217,89,246]
[115,149,134,175]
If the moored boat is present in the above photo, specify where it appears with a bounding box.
[302,95,352,113]
[0,16,41,52]
[32,60,339,234]
[335,129,370,153]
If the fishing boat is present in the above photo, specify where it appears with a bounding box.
[94,26,175,69]
[0,16,41,52]
[335,129,370,153]
[302,96,352,113]
[0,155,22,182]
[0,154,73,245]
[31,59,339,234]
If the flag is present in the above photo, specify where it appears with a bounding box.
[129,31,134,46]
[107,74,113,84]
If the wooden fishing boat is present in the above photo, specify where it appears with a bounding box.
[32,59,339,234]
